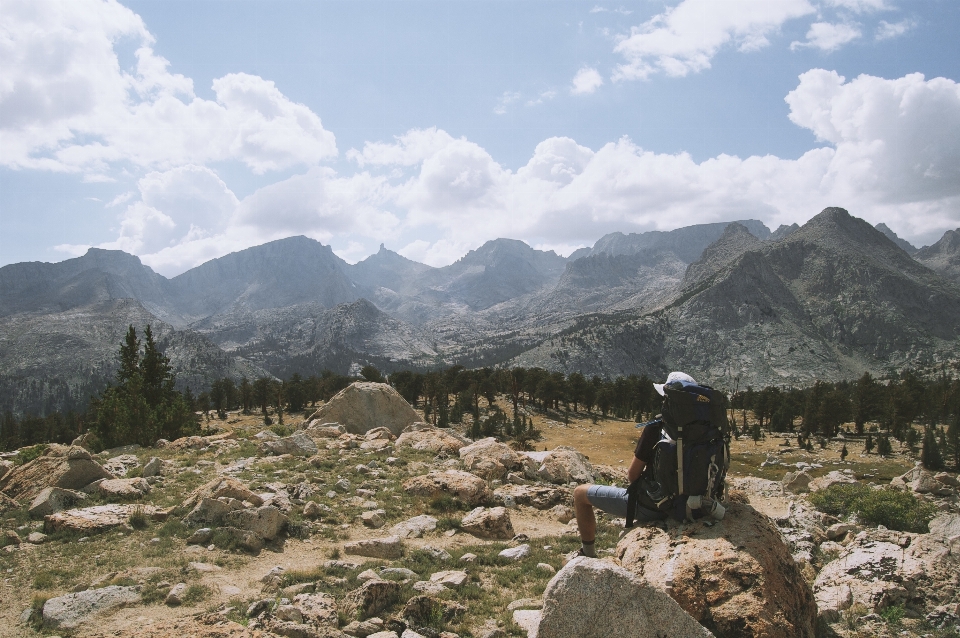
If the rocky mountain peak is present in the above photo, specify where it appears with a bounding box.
[916,228,960,286]
[682,222,764,289]
[874,223,917,254]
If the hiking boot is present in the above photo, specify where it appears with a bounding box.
[562,547,592,565]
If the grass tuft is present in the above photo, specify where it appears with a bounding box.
[809,483,937,533]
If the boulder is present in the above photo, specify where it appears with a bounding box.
[293,592,339,627]
[889,465,952,494]
[494,484,568,510]
[165,583,187,606]
[429,570,468,589]
[459,438,521,479]
[808,471,857,492]
[527,447,595,484]
[305,422,347,438]
[929,513,960,539]
[101,454,140,477]
[361,510,386,528]
[44,504,166,534]
[344,536,404,559]
[41,585,140,629]
[307,382,421,436]
[0,459,13,480]
[142,457,163,478]
[225,505,287,540]
[536,557,713,638]
[179,477,264,511]
[99,477,151,500]
[341,579,402,619]
[401,595,466,626]
[182,497,245,527]
[402,470,492,506]
[0,446,113,501]
[499,544,531,561]
[616,502,817,638]
[262,432,320,457]
[395,426,469,455]
[390,514,438,539]
[461,506,515,540]
[28,487,85,518]
[0,492,18,512]
[782,470,812,493]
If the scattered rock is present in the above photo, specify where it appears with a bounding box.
[401,595,466,626]
[0,459,14,480]
[782,470,812,493]
[101,454,140,477]
[390,514,437,539]
[303,501,322,519]
[41,585,140,630]
[342,617,386,637]
[342,579,402,619]
[459,438,521,479]
[395,425,468,455]
[536,563,556,575]
[5,529,21,544]
[165,583,187,606]
[186,528,214,545]
[935,472,959,488]
[808,471,857,492]
[929,513,960,539]
[826,522,857,541]
[142,457,163,478]
[344,536,404,559]
[307,382,421,436]
[403,470,492,506]
[494,484,568,510]
[499,544,531,560]
[292,592,340,627]
[461,506,515,540]
[536,557,713,638]
[0,446,113,501]
[430,570,468,589]
[225,505,287,540]
[361,510,386,528]
[305,422,347,438]
[617,502,816,638]
[182,497,245,527]
[98,477,151,499]
[44,504,165,534]
[262,432,320,457]
[28,486,85,517]
[527,447,595,484]
[188,561,221,572]
[179,477,265,511]
[550,504,574,524]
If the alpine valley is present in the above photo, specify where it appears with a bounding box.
[2,207,959,416]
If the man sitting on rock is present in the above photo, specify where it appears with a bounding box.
[570,371,698,558]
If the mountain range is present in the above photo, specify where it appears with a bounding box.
[1,208,958,415]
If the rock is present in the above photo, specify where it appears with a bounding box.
[430,570,468,589]
[44,504,165,534]
[528,447,595,484]
[368,633,399,638]
[305,422,347,438]
[165,583,187,606]
[344,536,404,559]
[101,454,140,477]
[358,569,381,582]
[28,486,85,518]
[293,592,339,627]
[342,579,402,619]
[401,595,465,626]
[380,567,418,581]
[41,585,141,629]
[537,563,556,575]
[890,465,953,494]
[782,470,812,493]
[499,544,531,560]
[826,522,857,541]
[26,531,47,544]
[413,580,448,595]
[276,604,304,623]
[188,561,222,572]
[402,470,492,506]
[142,457,163,478]
[390,514,438,539]
[304,501,322,519]
[419,545,452,561]
[461,506,515,540]
[929,513,960,539]
[343,618,387,637]
[0,459,13,480]
[494,484,568,510]
[183,497,245,527]
[263,432,320,457]
[179,477,265,511]
[98,477,151,499]
[617,502,816,638]
[809,471,858,492]
[186,528,214,544]
[395,426,468,456]
[0,446,113,501]
[307,382,421,436]
[361,510,386,528]
[508,598,543,611]
[550,504,575,524]
[513,610,542,636]
[5,529,21,544]
[0,491,19,512]
[459,552,477,562]
[225,505,287,540]
[935,472,959,488]
[536,557,713,638]
[459,438,521,479]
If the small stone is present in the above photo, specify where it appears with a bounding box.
[429,570,468,588]
[165,583,187,606]
[361,510,386,528]
[459,553,477,562]
[536,562,556,575]
[336,478,351,492]
[303,501,322,519]
[499,544,531,560]
[344,535,403,559]
[275,604,303,623]
[413,580,448,595]
[186,528,214,545]
[247,599,272,617]
[358,569,381,582]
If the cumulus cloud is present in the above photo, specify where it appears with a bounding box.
[0,0,336,175]
[612,0,814,81]
[571,67,604,95]
[876,19,916,40]
[791,22,862,51]
[824,0,889,13]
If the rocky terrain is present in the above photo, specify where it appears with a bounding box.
[1,382,958,638]
[2,209,959,414]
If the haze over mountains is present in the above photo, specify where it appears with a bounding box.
[1,208,959,416]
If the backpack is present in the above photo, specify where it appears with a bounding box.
[626,380,730,526]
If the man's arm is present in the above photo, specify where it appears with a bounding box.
[627,457,646,483]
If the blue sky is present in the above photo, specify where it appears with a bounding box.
[1,0,959,274]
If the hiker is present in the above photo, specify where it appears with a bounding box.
[571,371,729,559]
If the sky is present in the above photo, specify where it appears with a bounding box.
[1,0,959,276]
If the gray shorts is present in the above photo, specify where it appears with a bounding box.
[585,484,664,523]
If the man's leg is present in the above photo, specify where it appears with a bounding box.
[572,484,597,557]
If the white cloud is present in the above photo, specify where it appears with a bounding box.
[791,22,862,52]
[493,91,521,115]
[824,0,888,13]
[612,0,815,81]
[526,90,558,107]
[876,19,916,41]
[571,67,604,95]
[0,0,336,175]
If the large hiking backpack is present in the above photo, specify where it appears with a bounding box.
[626,380,730,526]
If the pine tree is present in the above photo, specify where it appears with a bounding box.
[865,433,874,454]
[921,427,945,471]
[877,434,893,457]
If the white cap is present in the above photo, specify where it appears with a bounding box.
[653,371,697,396]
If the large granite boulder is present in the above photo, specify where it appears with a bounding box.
[42,585,140,629]
[459,438,521,480]
[536,557,714,638]
[307,382,420,436]
[460,506,515,540]
[0,446,113,501]
[44,504,166,534]
[98,477,151,500]
[225,505,287,540]
[395,424,469,455]
[341,579,402,619]
[524,447,595,484]
[261,432,319,457]
[494,484,568,510]
[179,476,264,512]
[616,502,817,638]
[403,470,492,506]
[28,487,85,518]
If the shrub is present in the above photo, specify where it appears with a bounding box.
[809,483,937,533]
[15,444,48,466]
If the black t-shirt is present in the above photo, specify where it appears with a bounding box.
[634,421,663,464]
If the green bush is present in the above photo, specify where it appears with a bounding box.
[15,444,48,465]
[809,483,937,533]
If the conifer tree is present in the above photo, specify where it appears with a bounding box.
[921,427,945,471]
